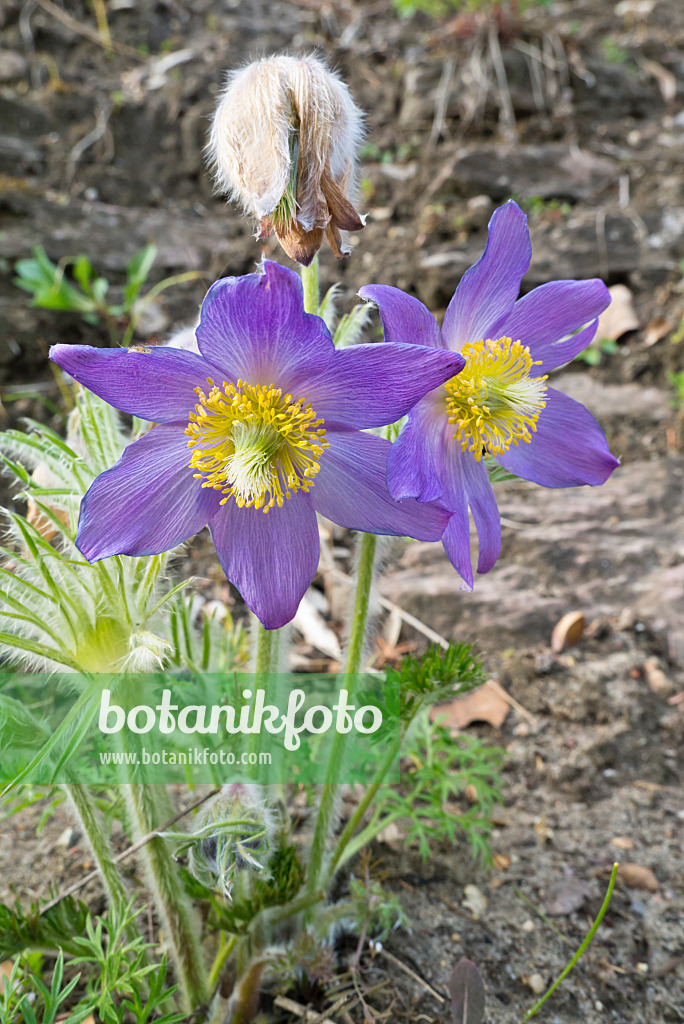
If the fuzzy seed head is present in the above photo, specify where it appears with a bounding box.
[207,54,365,265]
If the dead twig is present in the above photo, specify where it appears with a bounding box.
[34,0,143,61]
[428,57,455,149]
[66,100,113,186]
[487,23,515,140]
[370,944,446,1005]
[485,678,536,725]
[273,995,346,1024]
[40,787,220,914]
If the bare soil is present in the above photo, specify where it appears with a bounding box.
[0,0,683,1021]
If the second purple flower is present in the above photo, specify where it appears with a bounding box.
[360,201,620,589]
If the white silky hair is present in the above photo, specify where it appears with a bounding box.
[206,54,364,230]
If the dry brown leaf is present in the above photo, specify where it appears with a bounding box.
[545,876,589,916]
[595,284,639,342]
[618,863,659,892]
[638,57,677,103]
[376,821,402,849]
[492,853,511,870]
[551,611,585,653]
[0,961,13,982]
[643,316,674,348]
[291,592,341,660]
[430,683,510,731]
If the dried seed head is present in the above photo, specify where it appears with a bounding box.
[207,54,365,265]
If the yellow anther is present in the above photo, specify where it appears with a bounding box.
[185,379,328,512]
[444,336,547,460]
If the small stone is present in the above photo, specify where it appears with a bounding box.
[493,853,511,870]
[610,836,634,850]
[56,827,75,848]
[0,50,28,82]
[462,884,488,919]
[644,657,675,697]
[521,919,535,933]
[527,973,545,995]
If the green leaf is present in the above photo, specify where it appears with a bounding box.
[124,244,157,310]
[0,681,101,792]
[72,255,95,294]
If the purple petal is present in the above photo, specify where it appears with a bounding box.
[209,492,319,629]
[357,285,444,348]
[76,425,219,560]
[497,279,611,372]
[441,201,532,351]
[442,443,501,574]
[496,386,620,487]
[439,458,473,590]
[50,344,213,424]
[196,261,334,393]
[387,394,448,503]
[312,429,451,540]
[304,344,464,429]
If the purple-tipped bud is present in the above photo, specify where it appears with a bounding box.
[207,55,365,265]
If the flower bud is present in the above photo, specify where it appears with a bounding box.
[208,55,365,265]
[187,783,277,898]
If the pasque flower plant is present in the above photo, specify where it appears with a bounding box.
[50,261,464,629]
[360,200,619,588]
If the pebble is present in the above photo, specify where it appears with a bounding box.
[0,50,28,82]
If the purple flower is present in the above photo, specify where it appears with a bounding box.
[359,201,619,590]
[50,261,464,628]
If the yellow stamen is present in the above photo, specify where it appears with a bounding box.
[444,336,548,460]
[186,379,328,513]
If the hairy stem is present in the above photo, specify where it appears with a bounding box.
[63,782,130,910]
[252,616,277,677]
[300,254,320,316]
[306,531,378,895]
[326,732,401,878]
[124,783,209,1013]
[345,532,377,676]
[208,932,237,992]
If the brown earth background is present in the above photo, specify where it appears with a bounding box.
[0,0,683,1022]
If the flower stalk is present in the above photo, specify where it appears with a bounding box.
[300,253,319,316]
[123,782,209,1013]
[305,530,377,897]
[63,782,131,914]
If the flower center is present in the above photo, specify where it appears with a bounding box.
[186,379,328,512]
[444,337,548,460]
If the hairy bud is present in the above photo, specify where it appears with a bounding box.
[208,55,365,265]
[184,784,277,899]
